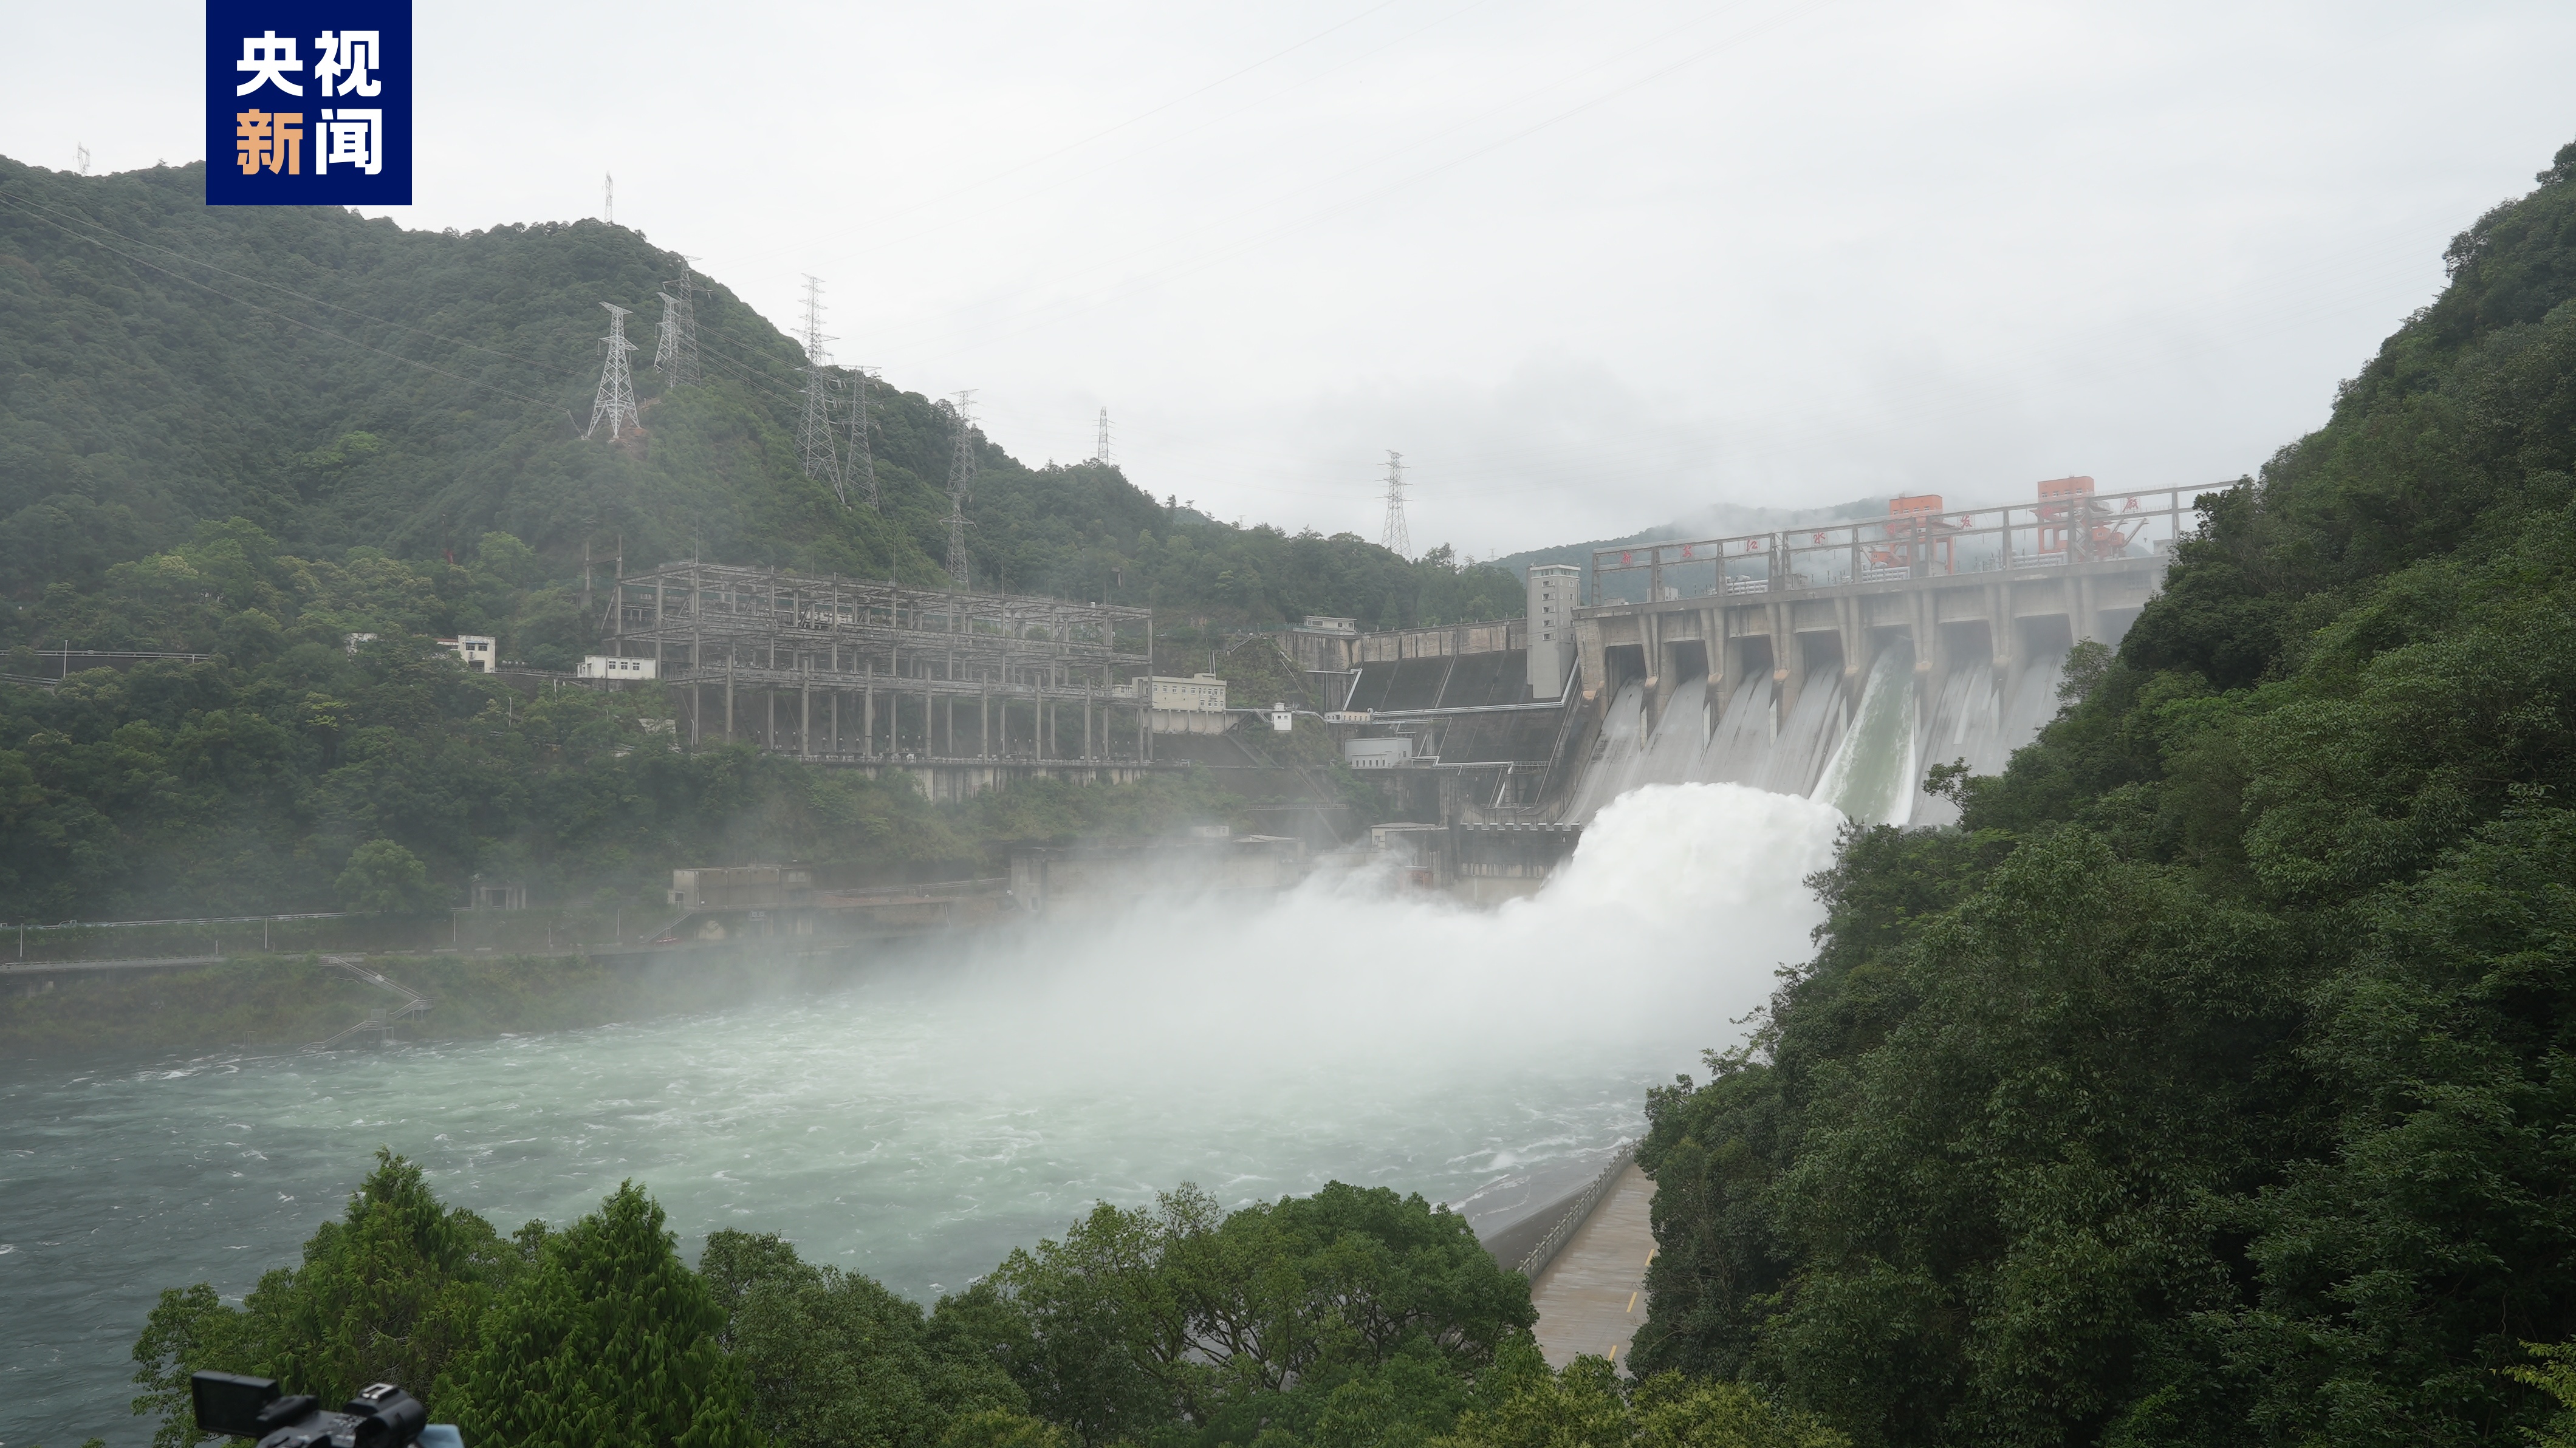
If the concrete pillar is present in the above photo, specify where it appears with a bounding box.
[724,661,735,741]
[2074,572,2100,644]
[801,673,812,754]
[1642,609,1666,731]
[1989,582,2013,672]
[1574,616,1610,712]
[863,679,875,756]
[1704,606,1730,719]
[1839,596,1863,683]
[981,689,992,759]
[1770,601,1803,729]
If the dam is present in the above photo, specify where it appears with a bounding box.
[1315,476,2195,833]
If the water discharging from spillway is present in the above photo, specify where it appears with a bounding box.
[1,784,1846,1448]
[1568,641,2072,828]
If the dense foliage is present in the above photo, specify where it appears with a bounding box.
[0,516,1320,922]
[0,152,1526,924]
[0,155,1519,634]
[130,1158,1837,1448]
[1631,140,2576,1446]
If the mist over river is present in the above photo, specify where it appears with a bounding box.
[1,784,1845,1448]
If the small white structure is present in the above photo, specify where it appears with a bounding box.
[1137,673,1231,734]
[579,655,660,680]
[1300,615,1357,635]
[1526,564,1580,698]
[1344,736,1415,770]
[1268,702,1294,732]
[439,635,497,673]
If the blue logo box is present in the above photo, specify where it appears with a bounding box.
[206,0,411,205]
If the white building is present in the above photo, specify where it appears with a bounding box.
[1135,673,1231,734]
[578,655,660,680]
[1526,564,1580,698]
[439,635,497,673]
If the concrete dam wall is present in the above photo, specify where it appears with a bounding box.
[1563,637,2075,827]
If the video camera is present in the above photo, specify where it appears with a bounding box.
[190,1371,453,1448]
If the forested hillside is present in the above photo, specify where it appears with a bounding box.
[1633,140,2576,1445]
[0,155,1519,636]
[0,155,1525,924]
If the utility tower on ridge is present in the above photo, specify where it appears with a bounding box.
[795,275,844,502]
[659,258,701,384]
[605,173,614,226]
[1093,408,1113,466]
[846,367,880,508]
[586,302,639,440]
[1380,451,1410,558]
[944,390,979,586]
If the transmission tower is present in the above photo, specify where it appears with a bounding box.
[586,302,639,440]
[656,261,702,388]
[846,367,880,508]
[944,391,979,585]
[1379,450,1410,557]
[1093,408,1113,465]
[795,275,844,502]
[604,172,614,225]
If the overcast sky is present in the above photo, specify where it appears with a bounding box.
[8,1,2574,558]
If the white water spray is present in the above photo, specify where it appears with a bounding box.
[0,785,1845,1448]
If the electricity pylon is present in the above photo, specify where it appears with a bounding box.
[846,367,880,508]
[795,275,843,502]
[1093,408,1112,465]
[944,391,979,585]
[653,263,701,389]
[1379,451,1409,558]
[586,302,639,440]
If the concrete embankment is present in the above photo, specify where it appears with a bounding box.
[1475,1145,1658,1369]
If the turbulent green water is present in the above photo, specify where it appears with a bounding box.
[1812,641,1920,825]
[2,782,1848,1448]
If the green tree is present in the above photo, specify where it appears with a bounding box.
[337,838,436,914]
[960,1181,1535,1448]
[129,1152,522,1448]
[1433,1355,1845,1448]
[699,1229,1023,1448]
[448,1181,754,1448]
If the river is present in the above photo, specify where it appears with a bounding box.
[1,782,1845,1447]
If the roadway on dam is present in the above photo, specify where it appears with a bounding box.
[1529,1161,1659,1370]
